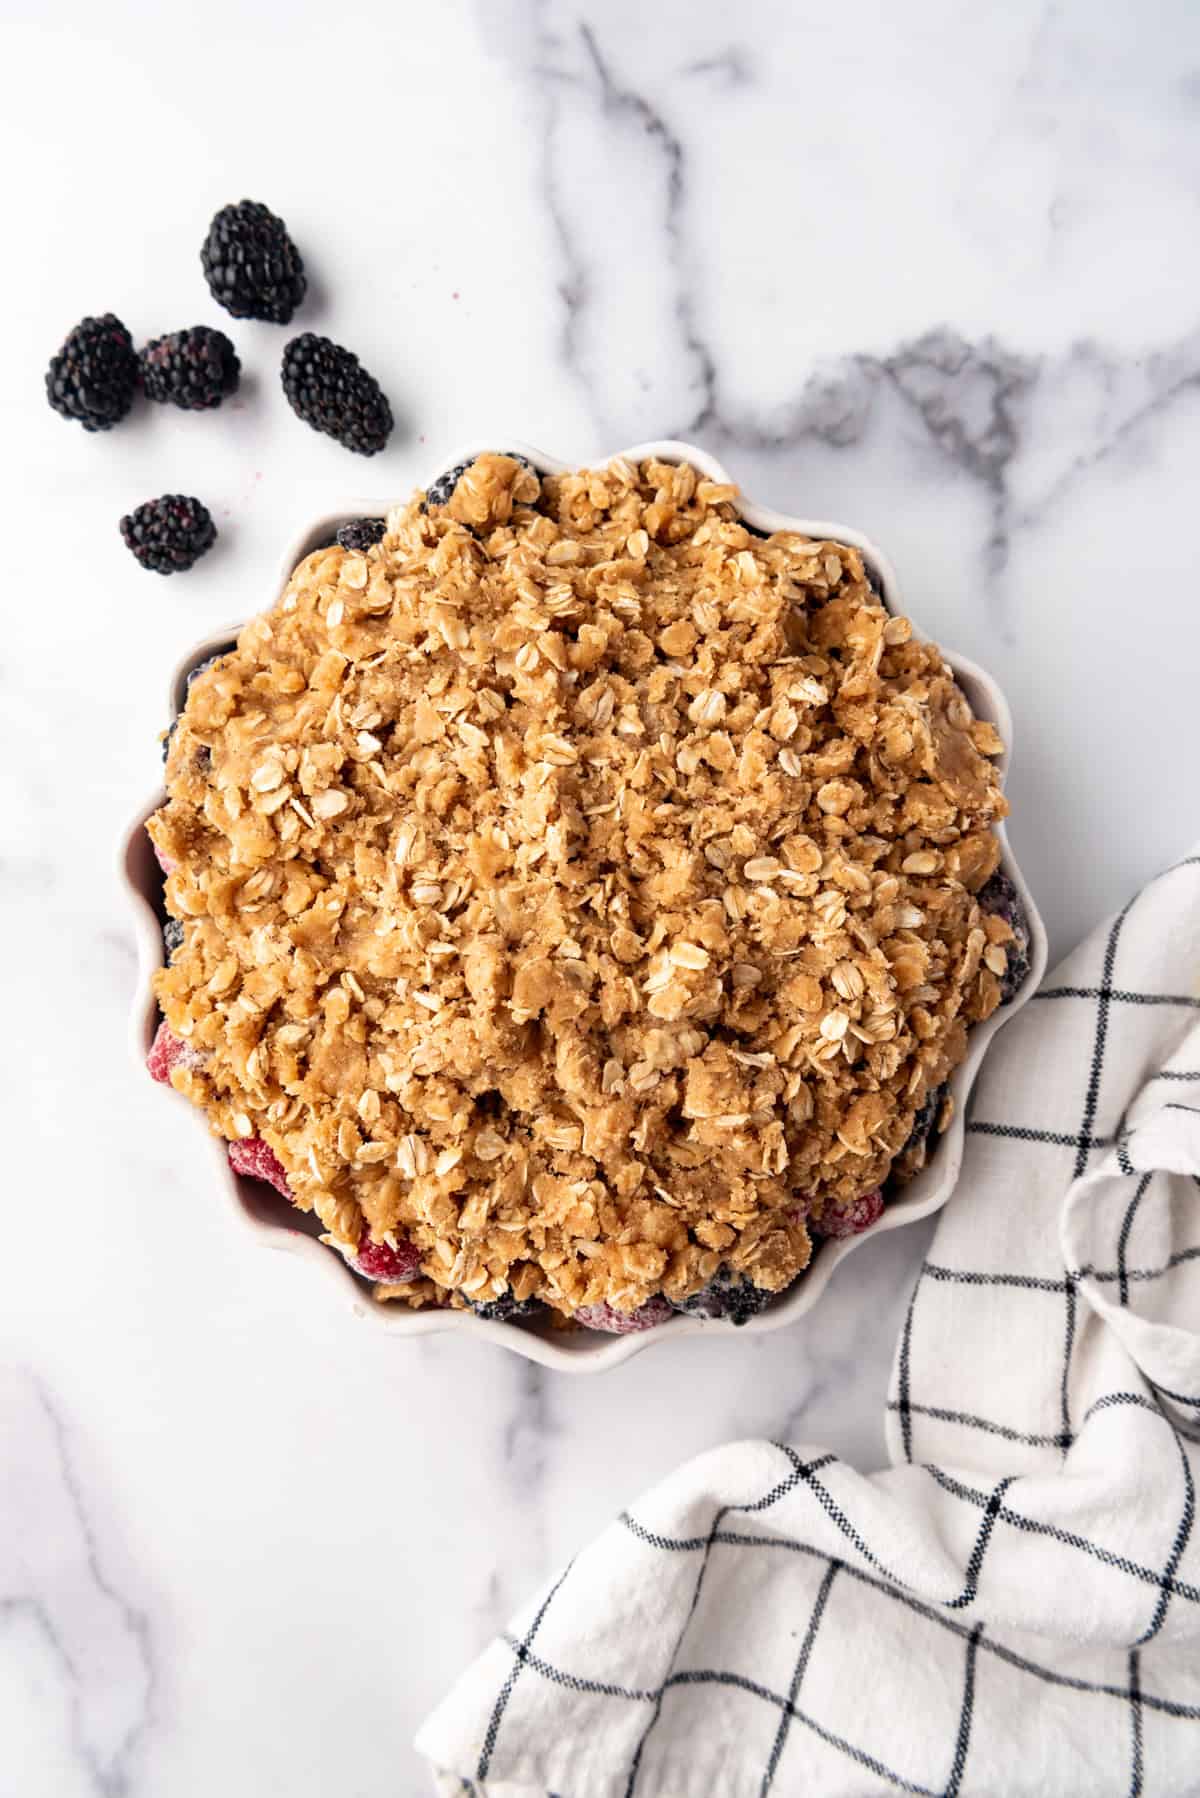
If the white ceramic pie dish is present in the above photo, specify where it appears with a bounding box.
[120,437,1047,1371]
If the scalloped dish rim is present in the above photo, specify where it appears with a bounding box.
[119,437,1048,1372]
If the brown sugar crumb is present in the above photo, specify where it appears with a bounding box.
[149,454,1009,1320]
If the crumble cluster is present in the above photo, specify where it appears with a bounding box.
[149,454,1013,1317]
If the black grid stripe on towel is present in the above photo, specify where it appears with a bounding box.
[467,1454,1200,1796]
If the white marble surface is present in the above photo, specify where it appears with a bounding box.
[4,0,1200,1791]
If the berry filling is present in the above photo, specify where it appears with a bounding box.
[227,1136,293,1199]
[224,1141,421,1283]
[146,1018,205,1084]
[186,648,236,693]
[977,871,1032,1003]
[469,1293,543,1322]
[813,1189,885,1239]
[352,1232,421,1283]
[673,1268,775,1325]
[574,1296,674,1335]
[903,1084,945,1159]
[336,517,386,553]
[425,452,538,512]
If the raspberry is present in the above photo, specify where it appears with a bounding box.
[815,1189,884,1239]
[151,839,176,875]
[353,1233,421,1282]
[146,1018,204,1084]
[227,1137,292,1199]
[574,1296,673,1335]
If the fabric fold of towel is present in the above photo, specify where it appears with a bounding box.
[418,850,1200,1796]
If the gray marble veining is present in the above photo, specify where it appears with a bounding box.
[0,1374,154,1795]
[5,0,1200,1791]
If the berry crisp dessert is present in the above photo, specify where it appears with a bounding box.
[147,454,1029,1333]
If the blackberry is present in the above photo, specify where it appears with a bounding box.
[674,1268,774,1326]
[889,1081,948,1189]
[425,452,537,510]
[140,326,240,410]
[45,313,138,432]
[977,870,1032,1003]
[120,495,216,575]
[336,517,386,552]
[281,334,392,455]
[469,1294,543,1323]
[425,460,471,509]
[162,916,185,960]
[200,200,306,324]
[903,1082,946,1161]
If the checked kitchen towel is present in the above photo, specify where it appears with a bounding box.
[418,850,1200,1796]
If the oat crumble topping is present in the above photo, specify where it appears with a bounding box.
[149,454,1012,1318]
